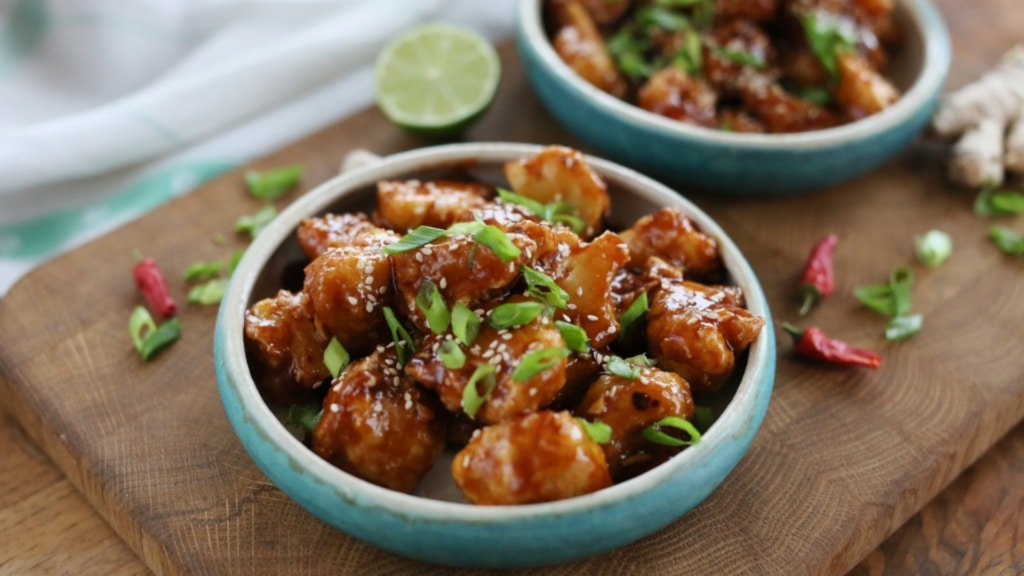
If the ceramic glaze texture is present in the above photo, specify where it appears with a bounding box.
[215,143,776,568]
[516,0,951,194]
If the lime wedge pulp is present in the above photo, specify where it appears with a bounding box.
[374,23,501,138]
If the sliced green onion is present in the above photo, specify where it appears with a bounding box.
[625,353,657,368]
[235,204,277,238]
[438,340,466,370]
[974,186,1024,217]
[693,405,716,433]
[522,266,569,309]
[888,267,914,317]
[473,224,521,262]
[789,85,832,106]
[451,302,481,346]
[461,363,496,418]
[381,225,447,254]
[886,314,923,341]
[487,301,546,330]
[496,187,545,216]
[187,278,228,305]
[798,10,856,78]
[286,402,322,433]
[989,225,1024,255]
[635,5,691,32]
[713,46,765,69]
[183,260,224,281]
[852,283,898,316]
[915,229,952,268]
[382,306,415,366]
[497,188,585,234]
[555,321,589,353]
[512,346,569,382]
[416,279,450,335]
[245,165,303,201]
[129,305,157,353]
[618,292,649,341]
[576,418,612,444]
[642,416,702,447]
[671,30,703,76]
[605,356,640,379]
[323,337,350,378]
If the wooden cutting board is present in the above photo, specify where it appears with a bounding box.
[2,2,1023,574]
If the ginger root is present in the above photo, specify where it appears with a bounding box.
[932,46,1024,187]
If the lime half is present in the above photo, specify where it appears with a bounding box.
[375,23,501,138]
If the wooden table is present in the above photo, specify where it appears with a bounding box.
[2,0,1023,574]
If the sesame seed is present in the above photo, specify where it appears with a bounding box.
[440,277,448,289]
[586,314,599,321]
[329,403,340,413]
[347,296,358,306]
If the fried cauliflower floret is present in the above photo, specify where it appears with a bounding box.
[834,51,900,121]
[244,289,330,404]
[296,212,399,260]
[452,411,612,505]
[551,1,628,98]
[504,145,611,240]
[575,366,695,479]
[619,206,724,283]
[312,350,447,493]
[375,179,492,232]
[646,279,765,394]
[302,245,393,356]
[637,67,719,128]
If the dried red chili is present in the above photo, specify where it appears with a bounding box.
[782,323,882,369]
[134,256,177,318]
[798,233,838,315]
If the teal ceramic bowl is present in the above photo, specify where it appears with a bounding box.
[215,143,776,568]
[517,0,951,194]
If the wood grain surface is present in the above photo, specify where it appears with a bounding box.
[2,0,1023,574]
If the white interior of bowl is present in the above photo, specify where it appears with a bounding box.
[518,0,949,149]
[222,142,772,520]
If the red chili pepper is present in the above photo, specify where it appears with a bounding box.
[782,323,882,369]
[798,234,838,315]
[134,256,177,318]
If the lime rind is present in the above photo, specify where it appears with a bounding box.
[374,23,501,137]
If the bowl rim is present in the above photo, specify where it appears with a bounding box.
[219,142,774,523]
[516,0,951,150]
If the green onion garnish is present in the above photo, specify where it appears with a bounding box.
[798,10,856,79]
[487,301,546,330]
[642,416,702,447]
[576,418,612,444]
[974,185,1024,217]
[438,340,466,370]
[853,267,914,317]
[245,165,303,201]
[235,204,277,239]
[522,266,569,309]
[187,278,228,305]
[511,346,569,382]
[183,260,224,282]
[129,305,180,361]
[381,225,447,255]
[915,229,952,268]
[712,46,766,69]
[605,356,640,379]
[497,188,546,216]
[555,321,589,353]
[451,302,481,346]
[886,314,923,341]
[323,337,350,378]
[461,363,497,418]
[989,225,1024,255]
[473,223,521,262]
[382,306,415,365]
[416,279,450,335]
[286,402,322,433]
[497,188,585,235]
[671,30,703,76]
[618,292,649,341]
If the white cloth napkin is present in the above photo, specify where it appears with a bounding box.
[0,0,516,295]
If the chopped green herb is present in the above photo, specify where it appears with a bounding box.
[522,266,569,309]
[642,416,702,447]
[635,5,691,32]
[488,301,546,330]
[789,85,833,106]
[713,46,765,69]
[853,267,914,317]
[183,260,224,282]
[989,225,1024,255]
[798,10,856,78]
[416,279,450,335]
[624,353,657,368]
[187,278,228,305]
[618,292,649,341]
[672,30,703,76]
[129,305,157,353]
[235,204,277,239]
[461,363,496,418]
[496,188,546,216]
[885,314,923,341]
[129,306,180,361]
[497,188,584,234]
[383,306,415,365]
[914,229,952,268]
[605,355,640,379]
[512,346,569,382]
[555,321,589,353]
[381,225,447,254]
[451,302,481,346]
[438,340,466,370]
[473,223,521,262]
[974,186,1024,217]
[286,402,322,434]
[245,165,303,201]
[323,337,350,378]
[576,418,612,444]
